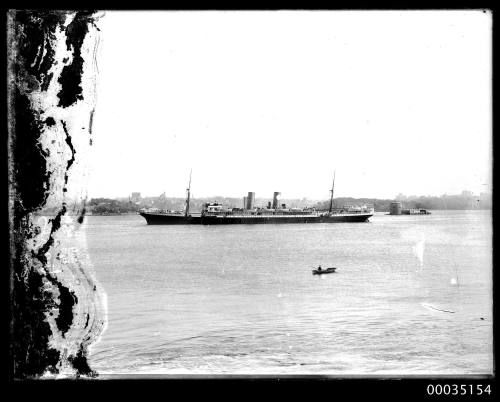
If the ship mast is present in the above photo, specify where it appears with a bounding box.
[185,169,192,217]
[329,171,336,213]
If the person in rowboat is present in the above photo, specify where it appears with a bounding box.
[317,265,322,271]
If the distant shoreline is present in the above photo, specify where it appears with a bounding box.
[32,211,139,217]
[31,209,492,218]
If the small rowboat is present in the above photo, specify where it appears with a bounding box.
[312,267,337,275]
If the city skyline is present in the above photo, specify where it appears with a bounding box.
[87,11,491,200]
[91,188,490,203]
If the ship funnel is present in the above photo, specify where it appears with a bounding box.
[272,192,280,209]
[246,192,255,210]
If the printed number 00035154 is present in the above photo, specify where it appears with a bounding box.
[427,384,491,396]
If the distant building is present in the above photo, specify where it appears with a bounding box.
[389,201,402,215]
[479,192,492,209]
[130,192,141,203]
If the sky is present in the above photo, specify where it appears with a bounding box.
[87,10,492,201]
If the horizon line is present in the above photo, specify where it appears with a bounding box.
[87,189,491,201]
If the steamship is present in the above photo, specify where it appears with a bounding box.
[139,173,374,225]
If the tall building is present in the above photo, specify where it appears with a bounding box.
[130,192,141,203]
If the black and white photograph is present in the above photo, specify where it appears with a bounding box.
[6,9,493,387]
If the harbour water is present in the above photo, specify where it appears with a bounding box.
[83,210,493,375]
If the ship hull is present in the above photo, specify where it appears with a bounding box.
[139,212,372,225]
[139,212,201,225]
[201,213,372,225]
